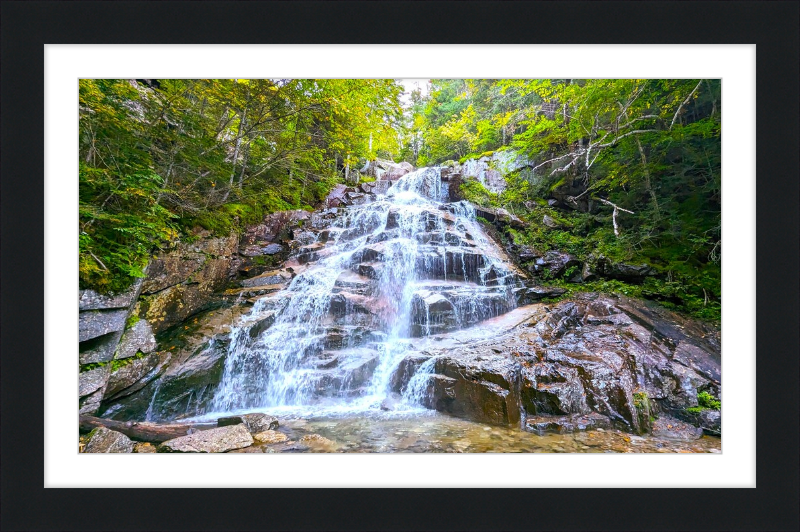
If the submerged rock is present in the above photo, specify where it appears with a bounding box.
[158,424,253,453]
[253,430,289,444]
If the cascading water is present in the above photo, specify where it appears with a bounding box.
[208,166,520,417]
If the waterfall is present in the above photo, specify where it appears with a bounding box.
[210,166,520,416]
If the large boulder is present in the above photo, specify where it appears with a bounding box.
[83,427,134,453]
[139,282,225,334]
[408,353,522,426]
[157,424,253,453]
[324,184,349,208]
[142,234,238,294]
[530,251,581,278]
[389,294,721,435]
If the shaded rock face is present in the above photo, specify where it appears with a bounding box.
[157,424,253,453]
[138,234,238,334]
[428,353,522,426]
[98,305,249,421]
[391,294,720,434]
[103,351,171,402]
[83,427,134,453]
[447,150,534,195]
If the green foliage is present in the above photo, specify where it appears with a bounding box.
[80,79,403,292]
[410,79,720,321]
[79,350,149,373]
[459,179,499,208]
[687,391,721,413]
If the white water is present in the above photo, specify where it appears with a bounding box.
[209,167,520,417]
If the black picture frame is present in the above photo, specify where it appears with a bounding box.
[1,1,798,530]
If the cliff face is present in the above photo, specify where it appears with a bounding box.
[78,167,720,438]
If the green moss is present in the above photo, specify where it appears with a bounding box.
[459,178,499,208]
[125,314,140,330]
[79,350,148,373]
[633,391,649,410]
[687,391,721,413]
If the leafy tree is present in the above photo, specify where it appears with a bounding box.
[79,78,403,292]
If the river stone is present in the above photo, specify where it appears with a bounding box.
[158,424,254,453]
[83,427,134,453]
[253,430,289,444]
[299,434,337,450]
[79,309,128,343]
[133,442,157,453]
[218,413,279,433]
[115,319,157,359]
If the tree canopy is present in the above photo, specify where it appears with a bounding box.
[401,79,721,320]
[79,78,403,292]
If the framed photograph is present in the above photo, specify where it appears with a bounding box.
[1,1,797,531]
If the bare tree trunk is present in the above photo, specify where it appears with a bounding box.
[79,415,199,443]
[221,107,247,202]
[635,135,660,219]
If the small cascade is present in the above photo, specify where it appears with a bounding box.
[209,166,522,416]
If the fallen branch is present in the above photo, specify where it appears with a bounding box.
[594,197,634,237]
[670,80,703,130]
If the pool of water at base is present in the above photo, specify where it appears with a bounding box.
[220,412,721,454]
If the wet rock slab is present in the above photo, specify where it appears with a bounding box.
[158,424,253,453]
[525,413,612,435]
